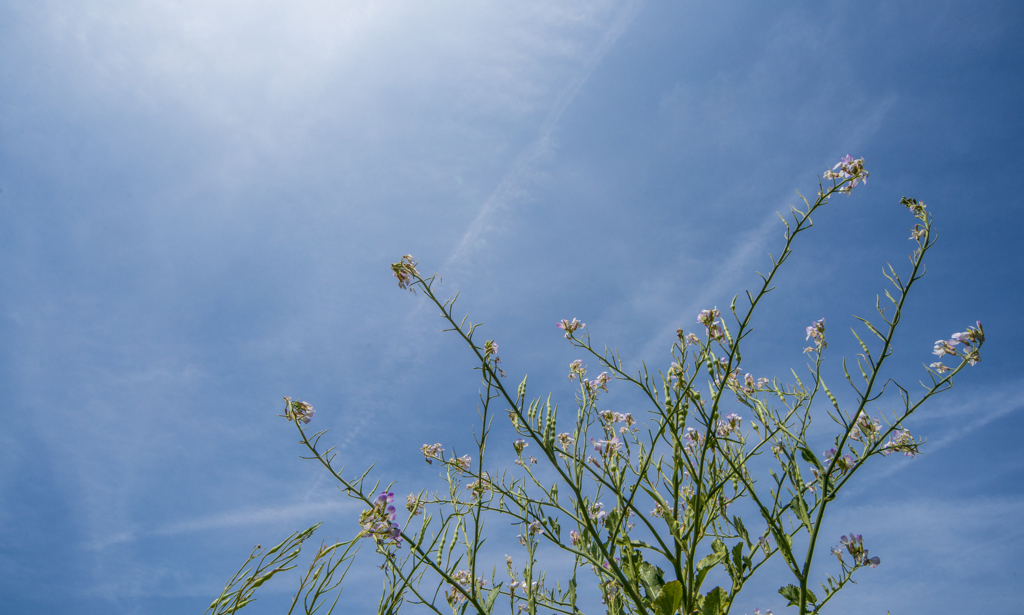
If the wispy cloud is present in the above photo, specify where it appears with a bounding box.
[445,0,644,269]
[86,500,357,551]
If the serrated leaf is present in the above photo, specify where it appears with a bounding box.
[697,549,725,571]
[711,538,727,555]
[639,562,665,599]
[731,542,744,576]
[653,580,683,615]
[791,494,811,529]
[733,516,750,546]
[779,584,801,606]
[702,587,727,615]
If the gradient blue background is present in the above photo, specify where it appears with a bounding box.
[1,1,1022,613]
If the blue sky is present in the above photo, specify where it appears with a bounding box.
[1,1,1022,613]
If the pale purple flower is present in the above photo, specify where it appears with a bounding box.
[933,339,957,357]
[930,361,951,374]
[901,196,927,219]
[359,491,402,547]
[697,308,725,341]
[282,398,316,424]
[591,436,622,456]
[390,254,420,292]
[716,413,743,437]
[837,533,879,568]
[569,530,583,546]
[697,308,720,326]
[805,318,827,351]
[823,155,868,194]
[881,429,919,457]
[683,427,703,453]
[527,520,544,535]
[585,372,611,394]
[406,494,424,515]
[421,442,443,464]
[556,318,586,338]
[513,439,528,455]
[453,454,472,472]
[568,359,587,381]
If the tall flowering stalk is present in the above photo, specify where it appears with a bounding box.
[217,159,985,615]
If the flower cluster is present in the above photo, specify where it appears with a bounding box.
[453,454,472,472]
[676,328,701,346]
[716,412,743,437]
[591,436,622,457]
[466,472,491,499]
[556,318,586,338]
[420,442,443,464]
[824,448,856,475]
[742,373,770,394]
[683,427,704,454]
[584,372,612,395]
[588,502,608,525]
[823,155,868,194]
[358,491,402,547]
[406,493,424,515]
[849,413,882,443]
[512,438,528,455]
[281,397,316,424]
[599,410,636,435]
[569,529,583,546]
[483,340,506,377]
[390,254,420,292]
[445,569,488,607]
[568,359,587,381]
[805,318,827,353]
[932,321,984,370]
[832,533,880,568]
[555,432,574,451]
[901,196,927,220]
[881,429,919,457]
[668,362,686,388]
[697,308,724,341]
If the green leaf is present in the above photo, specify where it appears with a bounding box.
[791,494,811,529]
[484,585,502,614]
[696,549,725,572]
[733,516,750,546]
[711,538,727,555]
[548,516,561,541]
[799,446,824,473]
[779,584,801,606]
[702,587,728,615]
[778,585,817,607]
[652,580,683,615]
[638,562,666,599]
[731,542,745,577]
